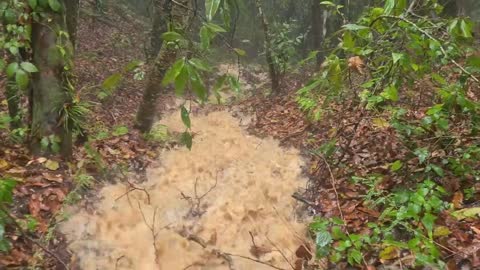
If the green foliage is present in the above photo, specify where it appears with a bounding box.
[300,0,480,267]
[0,178,17,252]
[269,21,304,74]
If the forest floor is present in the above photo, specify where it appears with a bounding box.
[2,1,480,270]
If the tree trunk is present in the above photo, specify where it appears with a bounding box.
[5,78,20,129]
[30,1,74,157]
[456,0,466,16]
[65,0,80,49]
[136,0,191,133]
[311,0,325,66]
[147,0,172,62]
[255,0,280,94]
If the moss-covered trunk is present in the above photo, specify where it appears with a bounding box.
[147,0,172,62]
[136,0,191,133]
[30,1,74,157]
[135,46,177,132]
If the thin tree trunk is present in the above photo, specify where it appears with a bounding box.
[255,0,280,94]
[311,0,324,66]
[147,0,172,62]
[65,0,80,49]
[136,46,177,132]
[5,78,20,129]
[30,1,74,157]
[136,0,191,133]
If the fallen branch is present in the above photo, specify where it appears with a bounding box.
[180,171,220,217]
[178,231,289,270]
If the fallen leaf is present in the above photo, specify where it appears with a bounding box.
[379,246,400,261]
[0,159,9,170]
[452,192,464,209]
[44,160,60,171]
[433,226,451,237]
[452,207,480,220]
[36,157,47,164]
[42,173,63,183]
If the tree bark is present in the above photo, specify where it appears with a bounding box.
[147,0,172,62]
[30,1,74,157]
[311,0,325,66]
[65,0,80,49]
[136,0,191,133]
[255,0,280,94]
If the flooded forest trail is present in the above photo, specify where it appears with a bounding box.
[60,108,311,269]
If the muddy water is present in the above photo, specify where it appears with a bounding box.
[60,110,309,270]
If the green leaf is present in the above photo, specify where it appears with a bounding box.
[422,213,436,238]
[205,22,227,33]
[315,231,332,247]
[381,85,398,102]
[392,53,404,64]
[200,26,212,50]
[180,131,193,150]
[188,58,211,72]
[348,249,363,265]
[460,20,473,38]
[123,60,142,72]
[6,63,19,78]
[112,126,129,136]
[174,66,188,96]
[15,69,29,90]
[414,148,429,164]
[45,160,60,171]
[384,0,395,15]
[0,178,16,203]
[205,0,221,21]
[161,31,183,42]
[343,24,369,31]
[430,164,444,177]
[102,73,122,91]
[331,226,347,240]
[390,160,403,172]
[320,1,336,7]
[162,59,185,86]
[20,62,39,73]
[48,0,61,11]
[228,76,241,93]
[452,207,480,220]
[180,105,191,128]
[28,0,38,9]
[0,59,5,71]
[191,74,207,101]
[233,48,246,56]
[426,104,443,115]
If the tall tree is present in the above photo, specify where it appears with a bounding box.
[255,0,280,93]
[136,0,191,133]
[30,0,76,157]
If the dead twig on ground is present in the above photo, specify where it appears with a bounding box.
[115,179,151,204]
[180,170,220,217]
[136,201,171,265]
[265,235,295,270]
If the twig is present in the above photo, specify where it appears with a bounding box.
[181,171,220,217]
[0,205,70,270]
[291,192,317,208]
[115,255,126,270]
[137,201,160,264]
[115,179,151,204]
[265,235,295,270]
